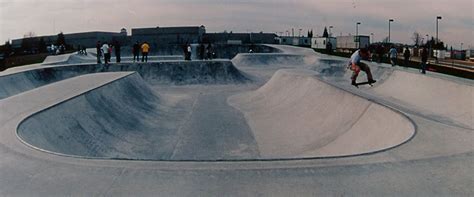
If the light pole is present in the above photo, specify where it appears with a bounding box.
[436,16,442,63]
[329,26,333,37]
[388,19,394,43]
[436,16,442,45]
[355,22,361,48]
[356,22,361,36]
[299,28,302,37]
[426,34,431,58]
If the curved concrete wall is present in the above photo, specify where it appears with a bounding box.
[374,70,474,129]
[17,73,185,159]
[232,53,309,67]
[0,60,249,99]
[229,69,415,158]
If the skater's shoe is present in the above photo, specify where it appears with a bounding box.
[351,81,357,87]
[368,79,377,84]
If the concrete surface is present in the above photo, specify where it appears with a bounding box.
[0,44,472,196]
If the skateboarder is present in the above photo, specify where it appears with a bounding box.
[348,48,376,86]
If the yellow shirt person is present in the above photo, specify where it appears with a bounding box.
[140,42,150,62]
[141,42,150,53]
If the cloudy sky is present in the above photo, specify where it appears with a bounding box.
[1,0,472,48]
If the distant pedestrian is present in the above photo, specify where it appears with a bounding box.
[206,44,213,60]
[199,43,205,60]
[114,41,121,63]
[186,44,192,61]
[326,41,333,54]
[403,47,410,67]
[96,41,102,64]
[133,41,140,62]
[141,41,150,62]
[420,47,428,74]
[101,42,110,65]
[376,44,384,63]
[389,45,398,66]
[182,43,188,60]
[82,46,87,55]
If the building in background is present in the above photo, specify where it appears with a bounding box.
[276,36,311,47]
[11,31,126,49]
[336,35,370,52]
[203,32,277,44]
[311,37,337,49]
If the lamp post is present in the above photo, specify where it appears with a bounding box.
[388,19,394,43]
[426,34,431,59]
[329,26,333,37]
[356,22,361,36]
[299,28,302,37]
[436,16,442,45]
[436,16,442,63]
[355,22,361,48]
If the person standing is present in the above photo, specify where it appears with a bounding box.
[389,45,398,66]
[133,41,140,62]
[348,48,376,86]
[141,41,150,62]
[420,47,428,74]
[186,44,192,61]
[96,41,102,64]
[114,41,121,63]
[376,44,384,63]
[403,47,410,67]
[206,43,213,60]
[101,42,110,65]
[199,43,205,60]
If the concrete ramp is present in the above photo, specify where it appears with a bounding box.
[373,70,474,129]
[232,53,313,67]
[17,72,185,159]
[0,60,249,99]
[229,69,415,158]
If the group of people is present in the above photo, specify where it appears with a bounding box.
[95,41,150,64]
[133,41,150,62]
[387,45,429,74]
[188,43,215,61]
[48,44,65,55]
[96,41,121,65]
[77,45,87,55]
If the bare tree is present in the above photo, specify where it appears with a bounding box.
[24,31,36,38]
[411,32,421,46]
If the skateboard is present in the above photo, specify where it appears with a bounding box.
[352,80,376,88]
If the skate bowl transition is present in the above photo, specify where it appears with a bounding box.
[11,58,415,160]
[0,60,248,99]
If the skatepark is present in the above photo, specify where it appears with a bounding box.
[0,44,472,196]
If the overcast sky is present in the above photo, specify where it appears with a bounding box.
[1,0,472,48]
